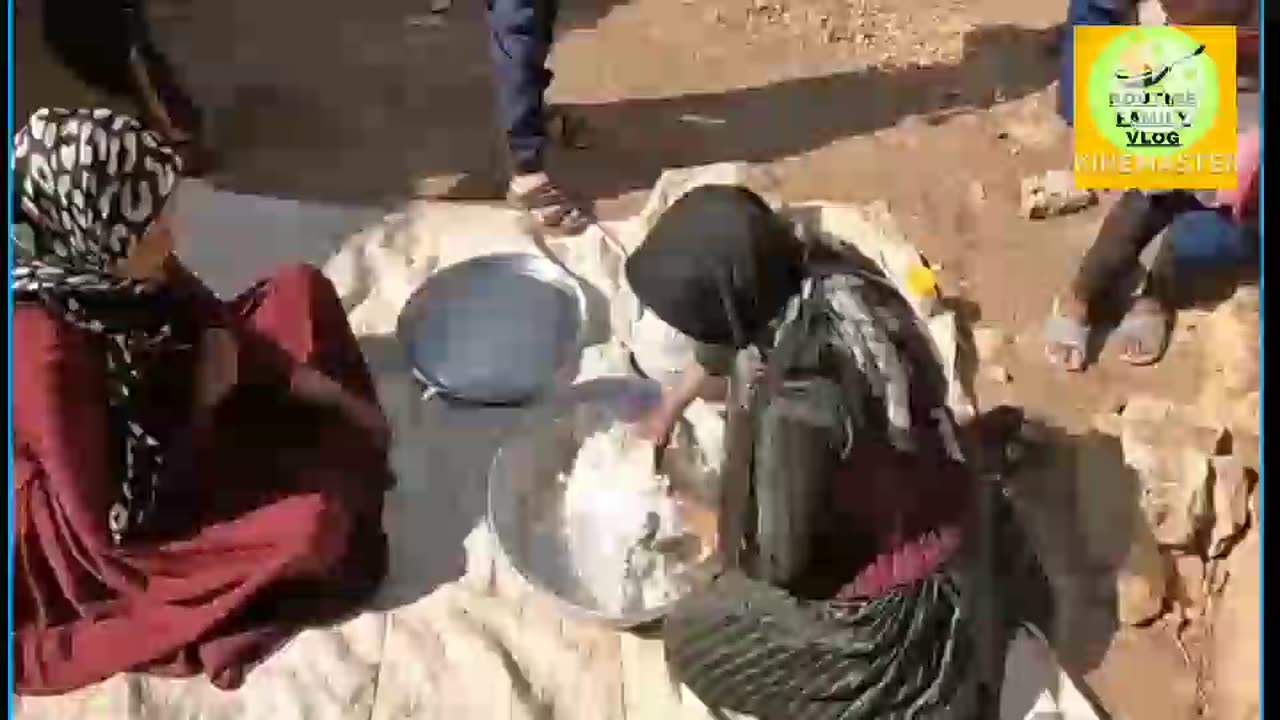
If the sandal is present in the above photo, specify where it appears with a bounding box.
[1113,299,1171,366]
[1043,298,1091,372]
[507,179,594,237]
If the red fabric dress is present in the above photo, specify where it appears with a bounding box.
[13,263,392,695]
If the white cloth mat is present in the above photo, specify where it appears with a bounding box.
[15,164,1098,720]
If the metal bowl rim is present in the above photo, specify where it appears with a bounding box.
[396,253,590,404]
[484,406,692,628]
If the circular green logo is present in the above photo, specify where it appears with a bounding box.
[1088,26,1219,158]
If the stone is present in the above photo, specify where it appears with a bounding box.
[1118,397,1222,549]
[1231,392,1260,438]
[1194,286,1262,433]
[1208,528,1261,720]
[1203,288,1254,384]
[1090,627,1200,720]
[1207,556,1230,593]
[970,324,1010,364]
[1208,455,1251,558]
[1091,409,1125,437]
[1169,552,1206,617]
[1196,390,1258,446]
[1021,170,1098,219]
[999,112,1069,151]
[1251,478,1260,528]
[429,0,453,13]
[1162,450,1211,549]
[1117,534,1168,625]
[984,365,1012,384]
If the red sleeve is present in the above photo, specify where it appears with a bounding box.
[231,314,298,390]
[13,307,120,550]
[165,257,297,388]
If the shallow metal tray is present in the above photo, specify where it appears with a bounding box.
[396,253,588,405]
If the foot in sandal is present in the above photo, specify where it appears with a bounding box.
[508,172,593,237]
[1044,295,1091,372]
[1113,296,1172,366]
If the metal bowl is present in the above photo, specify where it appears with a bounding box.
[397,253,589,405]
[487,382,720,628]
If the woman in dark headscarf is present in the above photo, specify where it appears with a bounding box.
[12,108,390,693]
[40,0,212,173]
[625,185,806,444]
[625,186,1049,719]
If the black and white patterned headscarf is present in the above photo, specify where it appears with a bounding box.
[12,107,184,544]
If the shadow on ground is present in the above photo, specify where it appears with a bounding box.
[991,414,1163,720]
[355,332,532,610]
[15,0,631,204]
[18,7,1057,207]
[551,23,1060,201]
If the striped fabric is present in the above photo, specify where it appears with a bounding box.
[664,571,979,720]
[661,257,1051,719]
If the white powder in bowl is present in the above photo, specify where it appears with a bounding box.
[556,415,701,616]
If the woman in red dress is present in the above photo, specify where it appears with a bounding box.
[12,108,392,694]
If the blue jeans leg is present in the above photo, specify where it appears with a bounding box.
[487,0,558,174]
[1146,209,1250,304]
[1166,210,1248,265]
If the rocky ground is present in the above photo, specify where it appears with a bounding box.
[14,0,1260,717]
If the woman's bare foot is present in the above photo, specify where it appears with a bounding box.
[1044,295,1091,372]
[1114,296,1172,366]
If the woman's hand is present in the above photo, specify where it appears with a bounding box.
[634,363,720,448]
[194,328,239,414]
[674,495,720,563]
[635,400,680,450]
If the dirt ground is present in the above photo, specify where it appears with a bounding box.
[15,0,1240,717]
